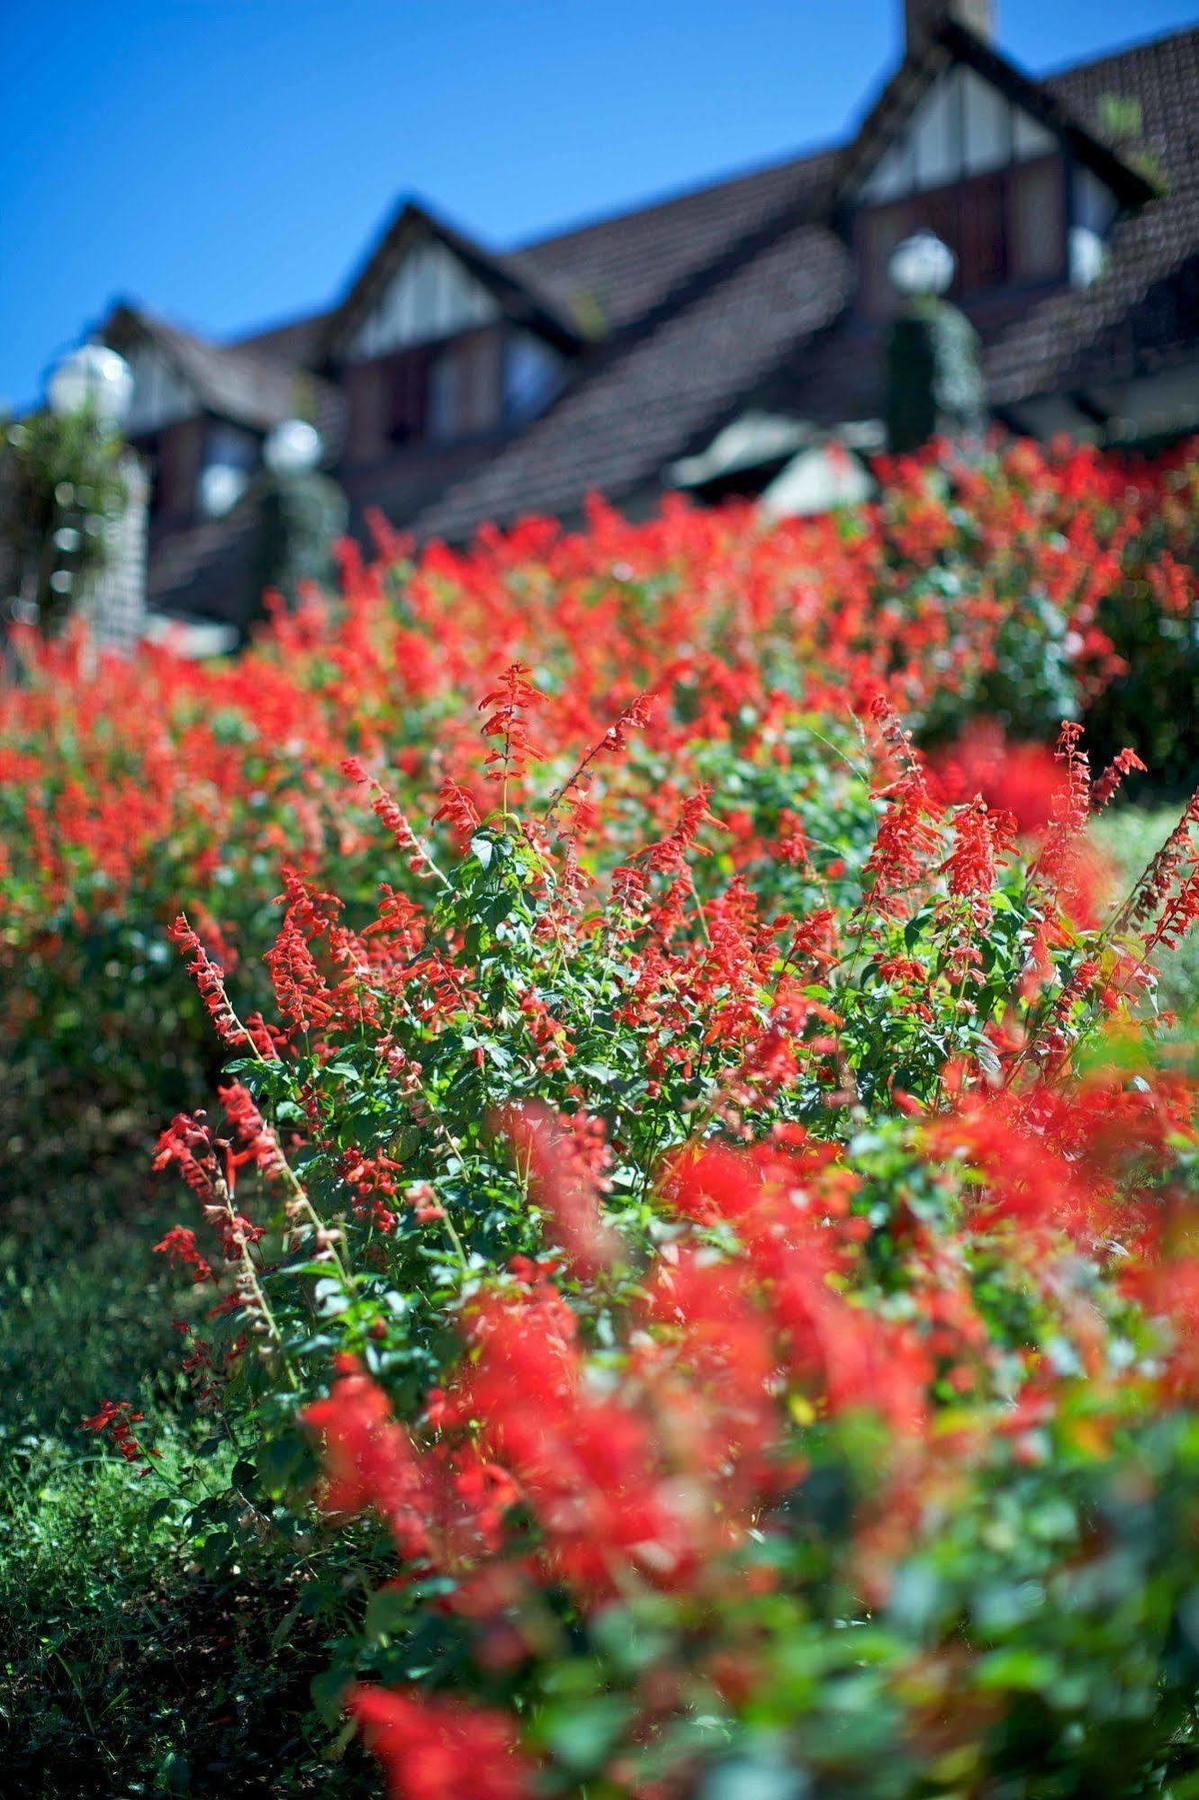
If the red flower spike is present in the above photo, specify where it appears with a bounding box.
[348,1687,535,1800]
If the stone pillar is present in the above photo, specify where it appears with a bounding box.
[885,298,987,454]
[84,451,149,651]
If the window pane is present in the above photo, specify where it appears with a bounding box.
[959,173,1006,292]
[389,349,428,445]
[426,331,503,442]
[428,347,462,442]
[962,70,1010,175]
[504,333,562,424]
[1009,158,1064,282]
[458,331,502,436]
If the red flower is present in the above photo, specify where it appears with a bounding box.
[167,914,248,1047]
[932,723,1062,836]
[81,1398,159,1470]
[494,1102,618,1280]
[303,1363,437,1565]
[153,1224,214,1284]
[348,1687,534,1800]
[478,662,542,790]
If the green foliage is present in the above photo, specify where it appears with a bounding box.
[1094,805,1199,1026]
[1,404,128,632]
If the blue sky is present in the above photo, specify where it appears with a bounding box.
[2,0,1194,410]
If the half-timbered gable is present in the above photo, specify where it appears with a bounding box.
[326,203,579,467]
[842,22,1154,319]
[123,342,199,436]
[343,240,499,360]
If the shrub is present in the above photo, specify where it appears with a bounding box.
[2,438,1195,1173]
[5,436,1199,1795]
[126,666,1199,1796]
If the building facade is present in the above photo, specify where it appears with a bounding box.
[86,0,1199,631]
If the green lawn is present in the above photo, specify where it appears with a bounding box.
[0,1161,375,1795]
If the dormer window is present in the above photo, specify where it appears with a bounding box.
[337,228,573,462]
[503,332,564,426]
[858,160,1065,314]
[853,64,1118,316]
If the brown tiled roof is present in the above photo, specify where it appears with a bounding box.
[143,19,1199,605]
[413,220,850,538]
[231,308,335,368]
[105,303,344,445]
[410,22,1199,540]
[1046,25,1199,181]
[515,147,839,331]
[986,179,1199,405]
[986,25,1199,404]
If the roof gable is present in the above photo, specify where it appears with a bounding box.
[838,19,1160,208]
[342,237,500,361]
[122,338,201,435]
[101,302,344,446]
[857,62,1056,202]
[323,200,585,365]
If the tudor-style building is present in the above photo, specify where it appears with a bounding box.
[86,0,1199,631]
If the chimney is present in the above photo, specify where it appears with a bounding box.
[904,0,994,50]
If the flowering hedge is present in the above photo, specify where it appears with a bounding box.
[6,437,1199,1796]
[2,438,1196,1162]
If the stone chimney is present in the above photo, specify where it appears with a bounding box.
[904,0,994,50]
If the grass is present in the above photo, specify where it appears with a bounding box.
[0,1432,366,1796]
[0,1152,377,1796]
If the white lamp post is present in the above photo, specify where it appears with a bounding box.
[264,418,322,475]
[883,230,985,454]
[38,342,141,651]
[888,231,956,301]
[47,342,133,427]
[198,463,249,519]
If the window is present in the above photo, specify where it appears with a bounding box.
[427,329,502,443]
[857,155,1067,314]
[427,349,462,443]
[1009,159,1065,283]
[387,348,430,445]
[198,422,258,518]
[503,333,563,426]
[959,171,1007,291]
[343,323,562,459]
[851,62,1122,314]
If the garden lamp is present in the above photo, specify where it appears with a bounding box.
[47,342,133,426]
[264,419,322,475]
[888,231,956,300]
